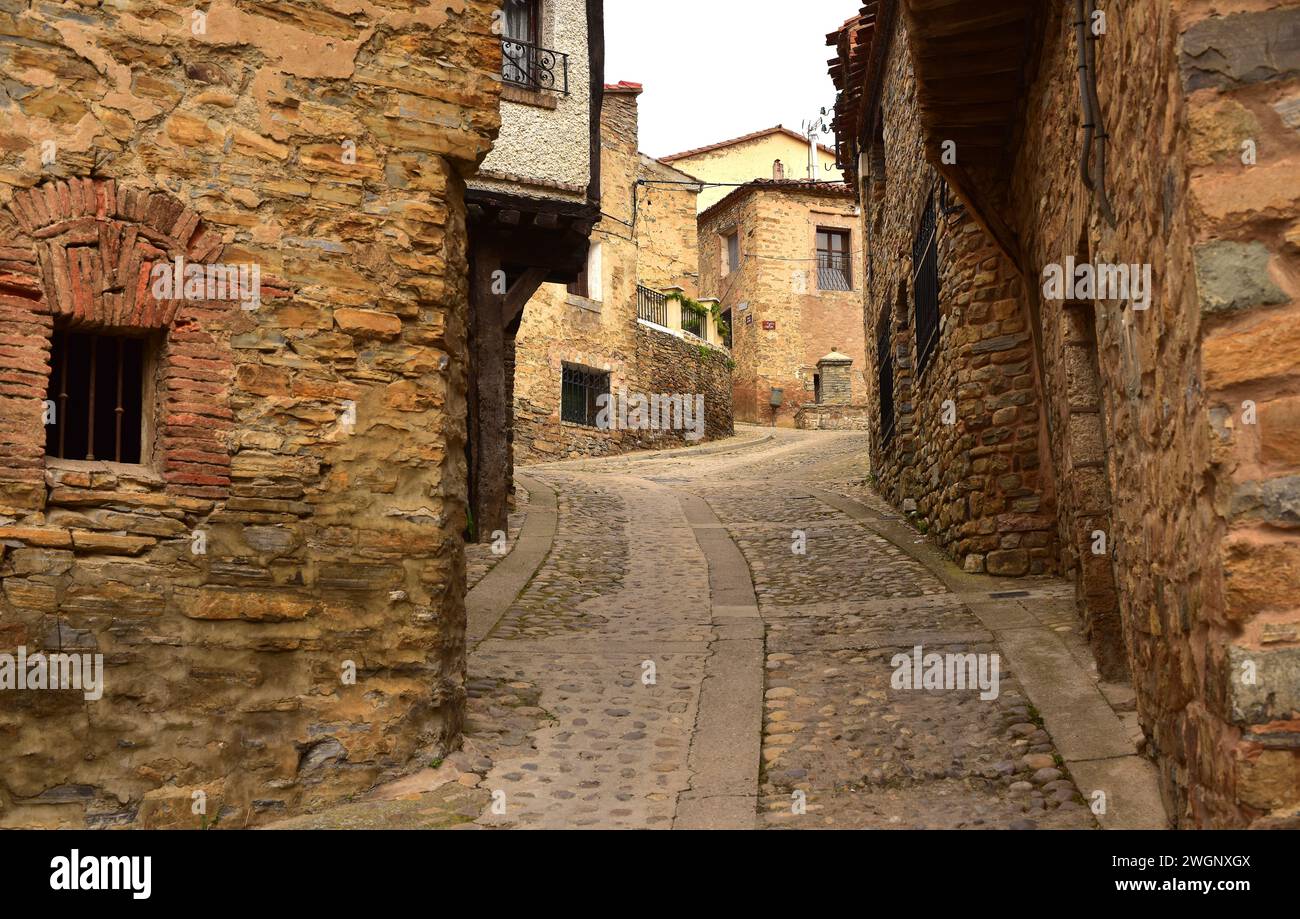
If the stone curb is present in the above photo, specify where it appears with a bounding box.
[523,430,778,471]
[465,472,559,649]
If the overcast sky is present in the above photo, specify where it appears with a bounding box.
[604,0,857,159]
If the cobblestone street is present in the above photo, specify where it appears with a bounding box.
[452,427,1159,830]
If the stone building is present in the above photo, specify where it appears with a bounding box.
[829,0,1300,828]
[0,0,596,828]
[662,126,843,213]
[466,0,604,539]
[512,83,734,463]
[698,180,869,428]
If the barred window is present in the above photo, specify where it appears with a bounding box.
[913,191,940,374]
[45,328,148,464]
[561,363,609,428]
[877,320,895,446]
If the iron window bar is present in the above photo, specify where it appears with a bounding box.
[878,324,895,447]
[561,364,609,428]
[913,192,940,375]
[501,39,570,96]
[46,329,144,464]
[938,178,965,217]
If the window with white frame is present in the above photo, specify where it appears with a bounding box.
[567,241,602,302]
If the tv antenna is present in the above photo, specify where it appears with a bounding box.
[801,107,833,180]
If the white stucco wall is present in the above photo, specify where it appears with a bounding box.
[473,0,592,203]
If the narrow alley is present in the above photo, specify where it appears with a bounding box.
[448,427,1165,829]
[4,0,1295,882]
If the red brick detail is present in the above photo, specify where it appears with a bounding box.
[0,178,243,502]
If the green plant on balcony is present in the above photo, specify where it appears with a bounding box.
[664,291,730,341]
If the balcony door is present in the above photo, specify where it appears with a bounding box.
[503,0,542,88]
[504,0,540,43]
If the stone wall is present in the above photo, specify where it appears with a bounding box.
[636,154,701,293]
[1184,0,1300,829]
[0,0,502,827]
[699,183,867,427]
[858,26,1060,576]
[700,187,765,422]
[844,0,1300,827]
[632,325,734,447]
[1005,0,1300,829]
[794,405,871,431]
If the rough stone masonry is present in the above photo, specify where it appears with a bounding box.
[830,0,1300,828]
[0,1,502,827]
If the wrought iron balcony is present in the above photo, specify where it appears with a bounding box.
[637,285,668,327]
[680,306,703,338]
[501,39,569,96]
[817,253,853,291]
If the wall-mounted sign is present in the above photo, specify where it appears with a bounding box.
[746,314,754,326]
[737,301,749,311]
[762,320,777,331]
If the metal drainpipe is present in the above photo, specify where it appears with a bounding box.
[1073,0,1095,191]
[1074,0,1118,227]
[1085,0,1118,227]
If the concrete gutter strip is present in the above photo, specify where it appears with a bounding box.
[674,490,764,830]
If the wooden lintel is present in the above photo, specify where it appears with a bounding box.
[935,161,1025,276]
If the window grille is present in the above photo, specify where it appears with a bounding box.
[561,363,609,428]
[46,328,147,464]
[913,191,940,374]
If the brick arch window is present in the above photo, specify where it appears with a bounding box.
[0,177,238,507]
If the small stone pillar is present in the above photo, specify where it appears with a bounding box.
[662,285,684,333]
[816,349,853,405]
[697,297,721,345]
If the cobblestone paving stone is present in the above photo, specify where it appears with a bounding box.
[720,516,948,606]
[468,475,713,828]
[458,429,1098,830]
[764,598,977,652]
[486,474,632,639]
[758,638,1095,829]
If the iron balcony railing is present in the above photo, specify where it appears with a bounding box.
[501,39,570,96]
[680,306,703,338]
[636,284,716,342]
[817,252,852,291]
[637,285,668,327]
